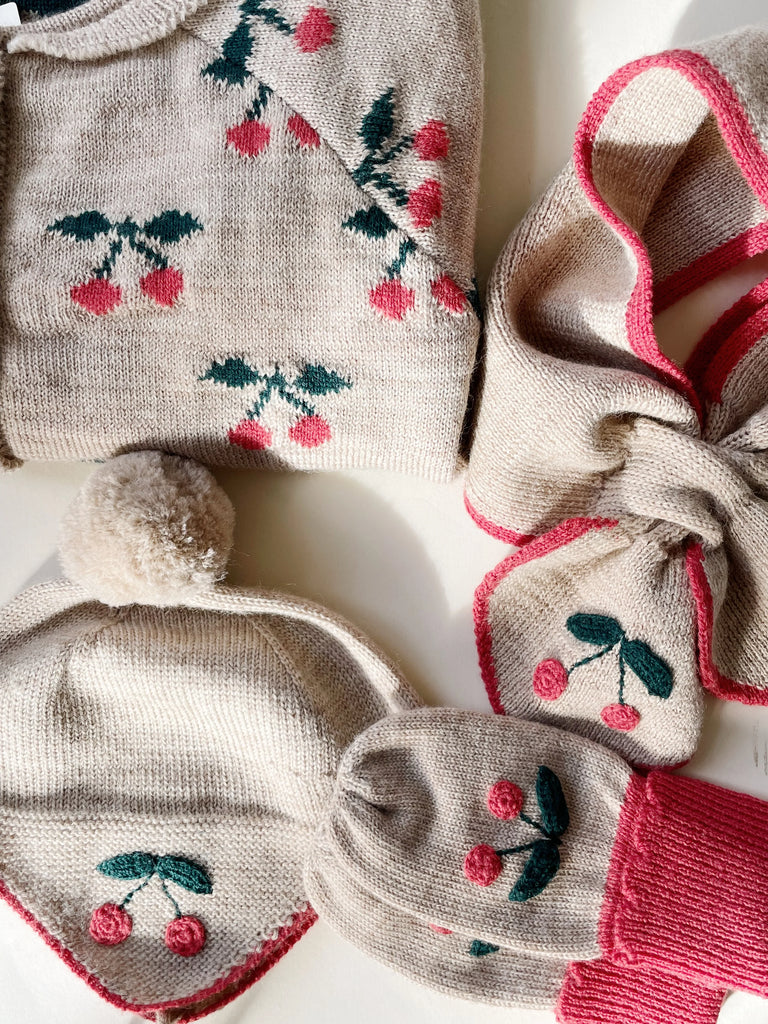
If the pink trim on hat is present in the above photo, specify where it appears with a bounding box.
[463,493,535,546]
[575,49,768,418]
[684,276,768,402]
[473,518,618,714]
[655,222,768,316]
[601,770,768,995]
[0,876,316,1020]
[686,543,768,704]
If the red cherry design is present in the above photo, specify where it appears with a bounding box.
[533,658,569,701]
[601,703,641,732]
[428,923,453,935]
[431,274,467,314]
[413,120,450,161]
[369,279,416,321]
[165,915,206,957]
[89,903,132,946]
[487,780,524,821]
[287,113,320,149]
[226,119,271,158]
[71,278,122,315]
[140,267,184,307]
[294,6,335,52]
[407,179,443,229]
[463,844,502,887]
[228,419,273,450]
[289,414,332,448]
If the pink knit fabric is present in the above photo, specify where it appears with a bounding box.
[557,958,725,1024]
[603,771,768,995]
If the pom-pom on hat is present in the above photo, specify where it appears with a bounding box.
[0,453,418,1021]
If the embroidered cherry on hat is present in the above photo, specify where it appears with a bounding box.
[90,903,133,946]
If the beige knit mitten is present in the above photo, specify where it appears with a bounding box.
[305,708,730,1022]
[466,27,768,766]
[0,453,419,1022]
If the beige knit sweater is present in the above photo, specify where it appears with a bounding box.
[0,0,482,478]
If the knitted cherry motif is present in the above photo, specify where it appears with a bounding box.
[413,120,450,161]
[202,1,334,90]
[431,274,467,314]
[70,278,122,315]
[140,267,184,308]
[90,852,211,957]
[47,210,202,313]
[228,419,274,451]
[342,90,468,318]
[226,83,273,158]
[533,614,673,732]
[201,358,352,450]
[293,6,335,52]
[288,414,332,448]
[463,767,569,903]
[287,113,321,149]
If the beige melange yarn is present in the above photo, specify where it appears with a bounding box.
[466,27,768,767]
[0,478,419,1019]
[304,707,629,1008]
[0,0,481,480]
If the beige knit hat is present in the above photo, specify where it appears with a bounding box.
[466,27,768,766]
[0,0,481,480]
[0,452,418,1022]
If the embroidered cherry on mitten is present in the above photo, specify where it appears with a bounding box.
[310,707,768,1001]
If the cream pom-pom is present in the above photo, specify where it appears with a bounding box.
[59,452,235,607]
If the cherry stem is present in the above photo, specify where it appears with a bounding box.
[120,875,153,909]
[520,813,552,838]
[569,643,617,675]
[247,370,314,420]
[160,879,182,919]
[496,841,539,857]
[618,653,626,705]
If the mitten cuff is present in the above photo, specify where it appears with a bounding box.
[557,959,725,1024]
[603,771,768,996]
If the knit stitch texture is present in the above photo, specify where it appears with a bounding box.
[0,0,482,479]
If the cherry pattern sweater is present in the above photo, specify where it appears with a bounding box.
[0,0,482,478]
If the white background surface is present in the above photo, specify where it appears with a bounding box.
[3,1,768,1021]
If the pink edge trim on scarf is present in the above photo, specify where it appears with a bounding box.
[684,276,768,402]
[0,876,316,1020]
[655,221,768,316]
[463,492,535,545]
[473,517,618,714]
[574,49,768,419]
[686,543,768,704]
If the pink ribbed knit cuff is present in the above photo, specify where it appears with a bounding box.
[602,771,768,996]
[557,959,725,1024]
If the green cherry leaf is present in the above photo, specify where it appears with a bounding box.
[621,638,673,698]
[508,839,560,903]
[468,940,500,958]
[535,766,570,838]
[156,856,212,894]
[200,358,263,388]
[97,852,157,880]
[293,364,352,396]
[342,207,397,239]
[566,613,623,646]
[360,88,395,152]
[47,211,112,241]
[143,210,203,244]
